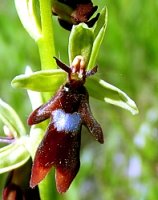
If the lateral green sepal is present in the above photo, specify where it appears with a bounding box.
[0,99,26,137]
[11,69,66,92]
[86,77,139,115]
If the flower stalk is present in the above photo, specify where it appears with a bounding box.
[29,0,57,199]
[37,0,56,70]
[38,170,58,200]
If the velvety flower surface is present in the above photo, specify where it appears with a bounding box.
[28,56,104,193]
[52,0,99,30]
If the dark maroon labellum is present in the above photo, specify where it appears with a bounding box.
[28,56,104,193]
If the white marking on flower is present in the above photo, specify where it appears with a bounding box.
[52,109,81,133]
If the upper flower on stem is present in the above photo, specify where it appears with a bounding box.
[28,56,104,193]
[52,0,99,30]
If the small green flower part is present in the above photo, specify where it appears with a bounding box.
[86,78,139,115]
[0,100,30,174]
[0,99,26,138]
[88,7,108,70]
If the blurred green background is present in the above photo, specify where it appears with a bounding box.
[1,0,158,199]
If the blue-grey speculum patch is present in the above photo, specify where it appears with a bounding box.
[52,109,82,133]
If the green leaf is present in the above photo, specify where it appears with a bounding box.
[69,23,94,66]
[87,7,108,70]
[14,0,41,41]
[86,77,139,115]
[0,99,26,138]
[0,137,30,173]
[11,69,66,92]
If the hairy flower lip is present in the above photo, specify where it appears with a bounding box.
[30,124,81,193]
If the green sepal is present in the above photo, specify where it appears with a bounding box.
[14,0,41,41]
[68,23,94,66]
[0,137,30,174]
[11,69,66,92]
[0,99,26,138]
[92,7,108,38]
[86,77,139,115]
[87,7,108,70]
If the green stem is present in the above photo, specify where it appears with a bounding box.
[35,1,58,199]
[37,0,56,70]
[39,170,59,200]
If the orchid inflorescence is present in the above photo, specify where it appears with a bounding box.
[0,0,138,198]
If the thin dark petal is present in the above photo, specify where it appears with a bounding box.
[79,95,104,144]
[30,117,81,193]
[54,57,71,73]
